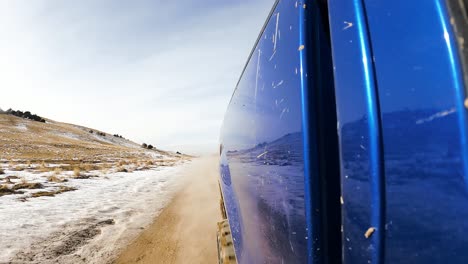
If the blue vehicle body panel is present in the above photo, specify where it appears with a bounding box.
[362,0,468,263]
[220,0,468,263]
[220,0,309,262]
[328,0,385,263]
[220,1,335,262]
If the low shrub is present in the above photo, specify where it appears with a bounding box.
[6,108,46,123]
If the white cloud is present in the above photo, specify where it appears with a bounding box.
[0,0,274,154]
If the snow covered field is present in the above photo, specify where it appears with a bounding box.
[0,161,190,264]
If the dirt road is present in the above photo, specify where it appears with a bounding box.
[114,156,221,264]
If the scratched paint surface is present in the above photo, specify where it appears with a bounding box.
[330,0,468,263]
[219,0,307,263]
[328,0,385,262]
[363,0,468,263]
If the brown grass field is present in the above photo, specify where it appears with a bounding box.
[0,114,178,161]
[0,113,190,199]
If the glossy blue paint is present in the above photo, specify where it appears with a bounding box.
[298,2,314,262]
[221,0,468,263]
[351,1,385,263]
[361,0,468,262]
[220,1,308,262]
[219,0,334,263]
[434,0,468,180]
[328,0,385,263]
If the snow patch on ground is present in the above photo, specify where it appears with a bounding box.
[90,133,141,149]
[16,123,27,131]
[0,162,190,263]
[56,132,82,141]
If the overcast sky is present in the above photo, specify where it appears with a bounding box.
[0,0,274,155]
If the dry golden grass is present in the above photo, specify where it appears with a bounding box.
[102,163,114,169]
[54,167,62,175]
[12,165,25,171]
[0,116,184,201]
[38,162,50,172]
[0,184,14,196]
[0,114,185,177]
[31,191,55,198]
[3,176,19,184]
[73,167,81,177]
[47,175,67,183]
[0,184,23,196]
[0,114,169,161]
[80,163,91,171]
[25,160,156,176]
[117,166,128,173]
[118,160,128,166]
[48,162,107,172]
[31,186,76,198]
[80,163,102,171]
[12,182,44,190]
